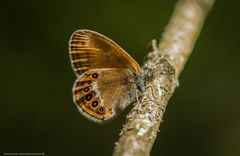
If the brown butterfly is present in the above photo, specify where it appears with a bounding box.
[69,29,145,123]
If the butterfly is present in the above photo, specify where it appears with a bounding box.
[69,29,145,124]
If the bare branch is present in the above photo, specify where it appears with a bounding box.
[113,0,215,156]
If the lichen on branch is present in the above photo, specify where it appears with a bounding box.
[113,0,215,156]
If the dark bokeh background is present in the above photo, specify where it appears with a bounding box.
[1,0,239,156]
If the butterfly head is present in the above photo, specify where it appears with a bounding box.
[134,72,145,93]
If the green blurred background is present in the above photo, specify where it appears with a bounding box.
[1,0,239,156]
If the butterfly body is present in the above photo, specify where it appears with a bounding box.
[69,29,144,123]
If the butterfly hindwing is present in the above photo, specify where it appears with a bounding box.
[73,68,137,123]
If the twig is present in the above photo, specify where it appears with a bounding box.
[113,0,215,156]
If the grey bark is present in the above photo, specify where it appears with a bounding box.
[113,0,215,156]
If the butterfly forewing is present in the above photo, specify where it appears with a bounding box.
[69,31,99,75]
[69,29,142,76]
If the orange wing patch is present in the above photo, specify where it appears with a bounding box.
[73,71,113,120]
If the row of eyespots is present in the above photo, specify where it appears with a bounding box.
[84,93,103,112]
[84,92,105,114]
[84,73,105,113]
[81,73,98,94]
[82,73,98,82]
[92,73,105,113]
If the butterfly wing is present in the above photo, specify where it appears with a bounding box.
[69,29,141,75]
[73,68,137,123]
